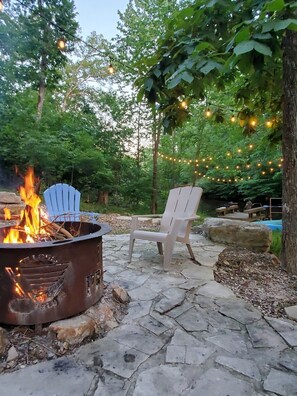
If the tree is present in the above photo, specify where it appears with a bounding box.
[1,0,78,118]
[137,0,297,273]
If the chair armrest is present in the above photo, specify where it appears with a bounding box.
[175,215,200,221]
[131,214,163,232]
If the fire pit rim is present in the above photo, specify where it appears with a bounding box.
[0,220,111,249]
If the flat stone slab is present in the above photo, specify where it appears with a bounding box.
[186,367,255,396]
[217,298,262,324]
[76,337,149,379]
[176,307,209,332]
[0,357,95,396]
[264,368,297,396]
[196,281,236,299]
[206,333,248,355]
[107,324,165,355]
[215,356,261,380]
[138,315,169,336]
[133,365,192,396]
[94,372,127,396]
[265,316,297,347]
[181,265,214,281]
[122,300,152,323]
[280,349,297,373]
[154,287,186,314]
[246,320,287,349]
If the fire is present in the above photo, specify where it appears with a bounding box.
[3,167,49,243]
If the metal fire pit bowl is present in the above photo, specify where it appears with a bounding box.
[0,221,111,325]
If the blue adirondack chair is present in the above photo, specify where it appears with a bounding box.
[43,183,98,222]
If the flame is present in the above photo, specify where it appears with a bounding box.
[3,167,49,243]
[4,207,11,220]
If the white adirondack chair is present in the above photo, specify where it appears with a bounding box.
[43,183,98,222]
[128,186,203,270]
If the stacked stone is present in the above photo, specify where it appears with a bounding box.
[0,192,25,220]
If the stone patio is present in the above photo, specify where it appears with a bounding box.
[0,233,297,396]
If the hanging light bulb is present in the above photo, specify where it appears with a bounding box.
[0,0,3,12]
[205,107,212,118]
[180,100,187,109]
[108,63,114,74]
[265,120,273,128]
[57,38,66,50]
[230,114,236,123]
[249,117,258,127]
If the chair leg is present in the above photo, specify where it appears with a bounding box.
[128,237,135,262]
[157,242,163,255]
[186,243,195,260]
[163,238,175,271]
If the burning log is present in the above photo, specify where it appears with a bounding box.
[40,217,73,240]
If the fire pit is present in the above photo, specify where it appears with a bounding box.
[0,220,111,325]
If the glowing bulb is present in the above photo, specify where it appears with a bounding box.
[230,115,236,123]
[227,152,231,157]
[237,149,242,153]
[180,100,187,109]
[108,63,114,74]
[249,117,257,127]
[57,38,66,50]
[205,108,212,118]
[265,120,273,128]
[249,144,253,149]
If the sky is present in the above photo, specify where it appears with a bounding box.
[73,0,130,40]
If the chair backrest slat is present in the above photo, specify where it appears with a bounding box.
[44,183,81,221]
[160,186,203,237]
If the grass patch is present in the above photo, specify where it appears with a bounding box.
[270,230,282,258]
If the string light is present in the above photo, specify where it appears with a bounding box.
[180,100,188,109]
[108,63,115,74]
[56,38,66,50]
[265,120,273,128]
[230,114,236,123]
[205,108,212,118]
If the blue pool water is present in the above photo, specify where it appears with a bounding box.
[258,220,282,231]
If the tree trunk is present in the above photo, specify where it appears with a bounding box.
[36,54,47,119]
[151,106,161,213]
[281,29,297,274]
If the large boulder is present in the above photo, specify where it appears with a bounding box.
[202,217,272,252]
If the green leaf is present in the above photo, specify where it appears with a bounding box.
[254,42,272,56]
[235,28,250,44]
[233,40,255,55]
[167,74,182,89]
[144,78,153,91]
[180,71,194,83]
[262,18,297,32]
[265,0,285,12]
[200,61,222,74]
[196,41,215,51]
[273,19,297,31]
[253,33,272,40]
[153,68,162,78]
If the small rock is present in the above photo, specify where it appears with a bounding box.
[6,346,18,363]
[112,286,131,304]
[48,314,97,345]
[284,305,297,321]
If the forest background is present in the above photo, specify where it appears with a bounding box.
[0,0,282,217]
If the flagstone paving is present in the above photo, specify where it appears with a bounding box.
[0,233,297,395]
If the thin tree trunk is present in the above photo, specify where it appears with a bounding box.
[281,29,297,274]
[36,54,47,119]
[151,106,161,213]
